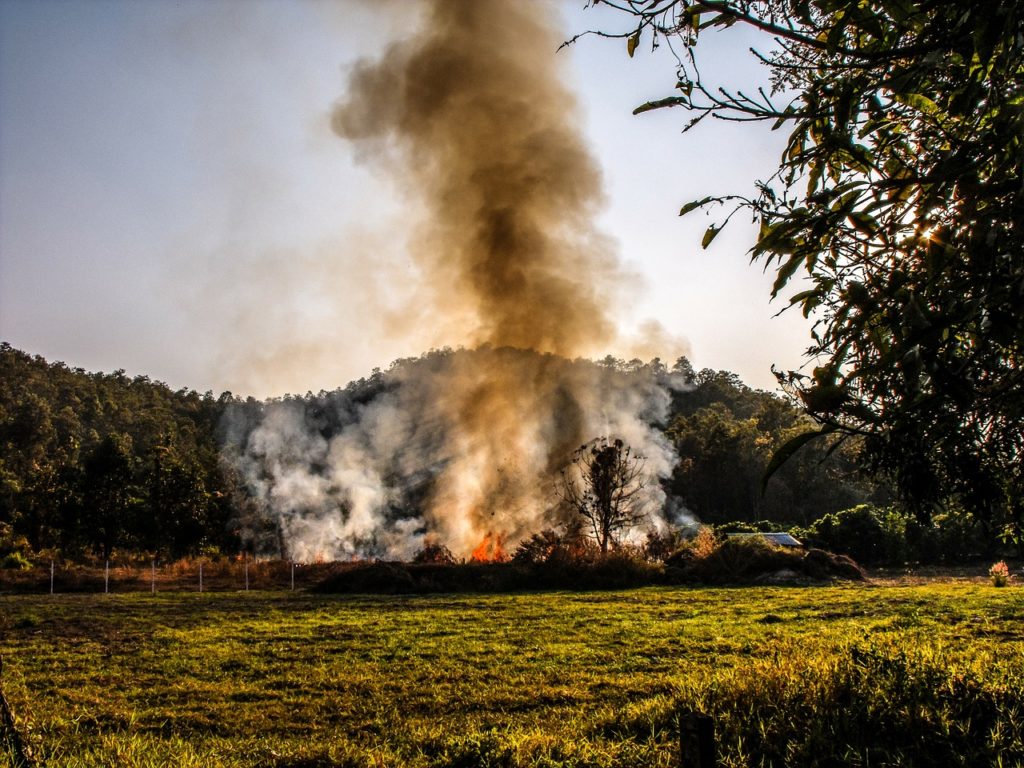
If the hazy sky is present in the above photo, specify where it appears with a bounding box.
[0,0,810,397]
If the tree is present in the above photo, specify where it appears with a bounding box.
[591,1,1024,538]
[81,434,138,559]
[143,443,210,558]
[559,437,647,552]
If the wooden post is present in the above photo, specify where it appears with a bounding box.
[679,711,715,768]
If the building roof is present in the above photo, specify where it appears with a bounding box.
[727,532,803,548]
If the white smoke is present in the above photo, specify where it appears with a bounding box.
[223,349,691,561]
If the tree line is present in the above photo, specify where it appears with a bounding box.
[0,343,246,561]
[0,341,902,565]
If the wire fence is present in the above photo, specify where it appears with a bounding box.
[0,557,339,595]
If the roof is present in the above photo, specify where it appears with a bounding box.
[727,532,803,548]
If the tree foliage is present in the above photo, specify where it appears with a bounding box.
[0,343,239,559]
[666,368,885,525]
[594,0,1024,535]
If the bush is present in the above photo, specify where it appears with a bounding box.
[914,509,989,563]
[989,561,1010,587]
[642,528,688,561]
[512,529,565,564]
[0,522,31,559]
[313,547,667,594]
[803,505,892,564]
[665,531,864,584]
[1,550,32,570]
[412,542,456,565]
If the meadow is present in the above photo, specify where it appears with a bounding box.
[1,582,1022,767]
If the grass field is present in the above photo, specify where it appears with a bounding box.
[1,582,1022,767]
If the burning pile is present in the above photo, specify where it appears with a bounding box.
[223,1,686,560]
[470,532,509,564]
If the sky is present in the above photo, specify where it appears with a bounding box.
[0,0,811,398]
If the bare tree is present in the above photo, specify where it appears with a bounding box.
[559,438,647,553]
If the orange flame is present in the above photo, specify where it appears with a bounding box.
[470,532,509,563]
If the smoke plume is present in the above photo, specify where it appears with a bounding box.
[224,1,688,560]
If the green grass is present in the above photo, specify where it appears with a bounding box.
[1,583,1022,767]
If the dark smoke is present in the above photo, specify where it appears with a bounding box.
[224,1,688,559]
[332,0,619,356]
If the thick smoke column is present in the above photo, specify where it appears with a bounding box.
[224,1,687,560]
[332,0,618,356]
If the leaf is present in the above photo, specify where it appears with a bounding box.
[632,97,688,115]
[704,12,737,28]
[771,253,804,297]
[701,225,721,249]
[847,211,880,236]
[893,92,940,116]
[679,197,713,217]
[788,289,820,306]
[761,427,835,494]
[627,31,640,58]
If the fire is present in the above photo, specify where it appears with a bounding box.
[470,532,509,563]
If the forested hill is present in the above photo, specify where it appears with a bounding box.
[0,342,244,559]
[0,342,885,562]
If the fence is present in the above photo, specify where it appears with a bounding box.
[0,557,333,595]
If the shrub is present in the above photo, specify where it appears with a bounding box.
[412,542,456,565]
[0,522,31,559]
[512,529,564,564]
[668,526,720,566]
[641,528,687,562]
[915,509,989,563]
[802,504,992,566]
[665,531,864,584]
[1,551,33,570]
[989,561,1010,587]
[804,505,890,564]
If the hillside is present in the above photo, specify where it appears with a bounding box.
[0,343,886,563]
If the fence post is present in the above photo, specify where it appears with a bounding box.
[49,561,54,595]
[151,560,156,594]
[290,561,295,592]
[244,553,249,592]
[679,711,715,768]
[104,560,109,594]
[199,562,203,593]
